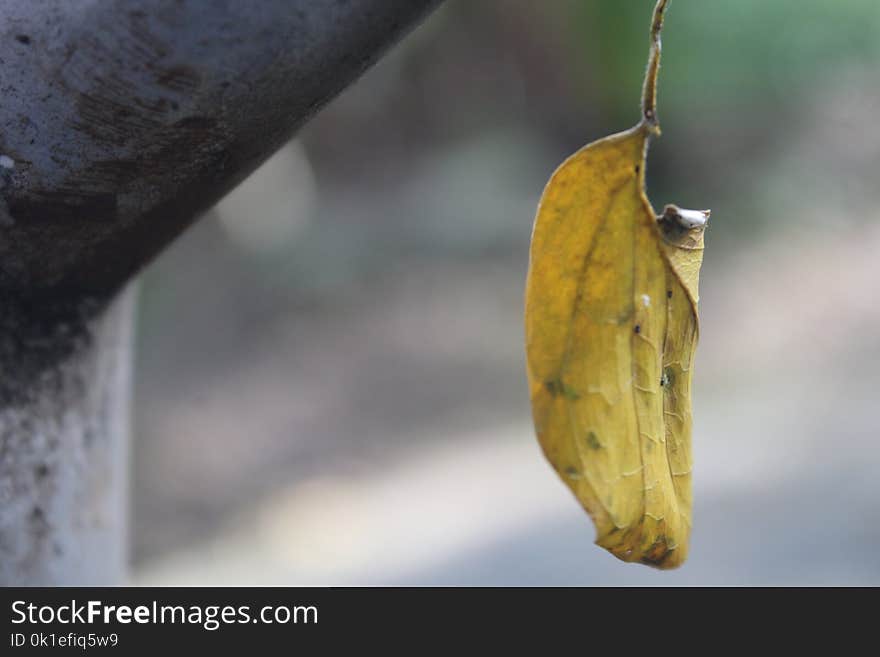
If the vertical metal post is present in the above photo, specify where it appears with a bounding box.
[0,287,135,585]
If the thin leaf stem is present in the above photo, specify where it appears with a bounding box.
[641,0,669,133]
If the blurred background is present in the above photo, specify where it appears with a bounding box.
[131,0,880,585]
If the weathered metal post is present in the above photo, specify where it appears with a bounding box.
[0,287,135,585]
[0,0,441,585]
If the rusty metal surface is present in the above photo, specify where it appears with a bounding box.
[0,0,441,297]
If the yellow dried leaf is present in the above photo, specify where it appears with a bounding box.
[524,0,708,569]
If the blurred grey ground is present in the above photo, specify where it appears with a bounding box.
[131,1,880,585]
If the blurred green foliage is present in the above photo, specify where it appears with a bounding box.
[575,0,880,122]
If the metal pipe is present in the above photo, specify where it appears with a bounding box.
[0,0,441,297]
[0,0,442,585]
